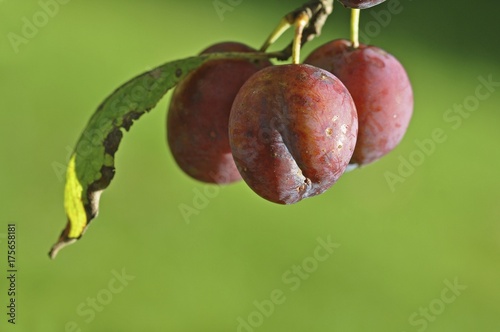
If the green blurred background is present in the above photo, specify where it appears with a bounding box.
[1,0,499,331]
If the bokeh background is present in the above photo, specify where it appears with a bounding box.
[1,0,499,331]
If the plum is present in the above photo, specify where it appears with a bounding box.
[167,42,271,184]
[229,64,358,204]
[337,0,386,9]
[304,39,413,166]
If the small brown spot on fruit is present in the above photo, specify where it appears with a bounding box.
[325,128,333,136]
[297,177,311,192]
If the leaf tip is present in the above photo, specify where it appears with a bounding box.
[48,222,78,260]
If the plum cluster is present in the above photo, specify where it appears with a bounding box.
[167,25,412,204]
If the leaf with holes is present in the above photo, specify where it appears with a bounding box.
[49,52,270,259]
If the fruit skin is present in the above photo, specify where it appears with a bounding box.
[167,42,271,184]
[304,39,413,166]
[337,0,386,9]
[229,64,358,204]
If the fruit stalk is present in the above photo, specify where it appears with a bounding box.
[351,8,360,48]
[260,18,292,52]
[261,0,334,60]
[292,13,311,64]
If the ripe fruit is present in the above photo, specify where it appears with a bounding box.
[337,0,386,9]
[229,64,358,204]
[304,39,413,166]
[167,42,271,184]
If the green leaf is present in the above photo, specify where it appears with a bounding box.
[49,52,271,259]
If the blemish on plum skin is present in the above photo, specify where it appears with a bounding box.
[325,128,333,136]
[297,178,311,192]
[366,54,385,68]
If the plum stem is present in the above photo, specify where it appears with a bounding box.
[292,13,311,64]
[260,0,334,61]
[260,18,293,52]
[351,8,360,48]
